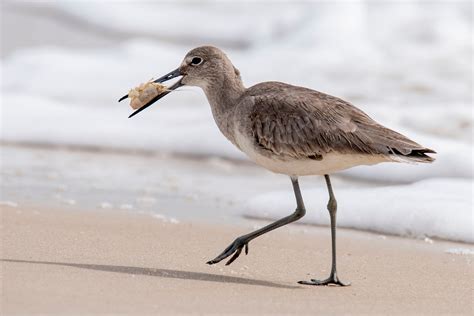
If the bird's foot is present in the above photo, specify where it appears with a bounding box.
[206,237,249,266]
[298,273,350,286]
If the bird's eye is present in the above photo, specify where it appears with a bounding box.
[191,57,203,66]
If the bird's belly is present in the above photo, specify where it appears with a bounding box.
[249,152,387,176]
[234,130,388,176]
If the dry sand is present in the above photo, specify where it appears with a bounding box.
[1,206,473,315]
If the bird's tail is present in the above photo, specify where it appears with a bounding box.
[361,123,437,164]
[388,147,436,164]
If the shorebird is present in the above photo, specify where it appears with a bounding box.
[119,46,436,286]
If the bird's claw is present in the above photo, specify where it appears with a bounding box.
[298,275,350,286]
[206,238,249,266]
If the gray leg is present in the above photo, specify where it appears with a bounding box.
[207,176,306,265]
[299,174,350,286]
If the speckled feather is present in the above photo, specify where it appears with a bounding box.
[241,82,435,162]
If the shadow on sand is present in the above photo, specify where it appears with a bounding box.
[2,259,299,289]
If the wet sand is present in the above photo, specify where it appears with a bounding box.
[2,206,472,315]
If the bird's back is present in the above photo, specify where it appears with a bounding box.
[233,81,435,175]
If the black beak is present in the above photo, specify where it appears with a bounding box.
[118,68,183,118]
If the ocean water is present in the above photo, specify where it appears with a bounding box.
[1,2,472,242]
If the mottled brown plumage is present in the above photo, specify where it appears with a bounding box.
[244,81,435,162]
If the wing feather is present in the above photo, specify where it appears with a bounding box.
[247,83,435,162]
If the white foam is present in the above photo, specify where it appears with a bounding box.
[0,201,18,208]
[445,248,474,255]
[151,213,180,224]
[99,202,113,209]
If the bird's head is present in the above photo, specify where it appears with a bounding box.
[120,45,240,118]
[179,45,239,90]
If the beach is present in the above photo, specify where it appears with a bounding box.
[2,204,473,315]
[1,2,473,315]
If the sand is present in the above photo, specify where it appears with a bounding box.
[1,206,472,315]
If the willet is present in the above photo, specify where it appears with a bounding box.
[119,46,436,286]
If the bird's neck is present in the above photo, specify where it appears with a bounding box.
[203,74,246,112]
[202,72,246,146]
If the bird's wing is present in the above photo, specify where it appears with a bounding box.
[247,84,435,161]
